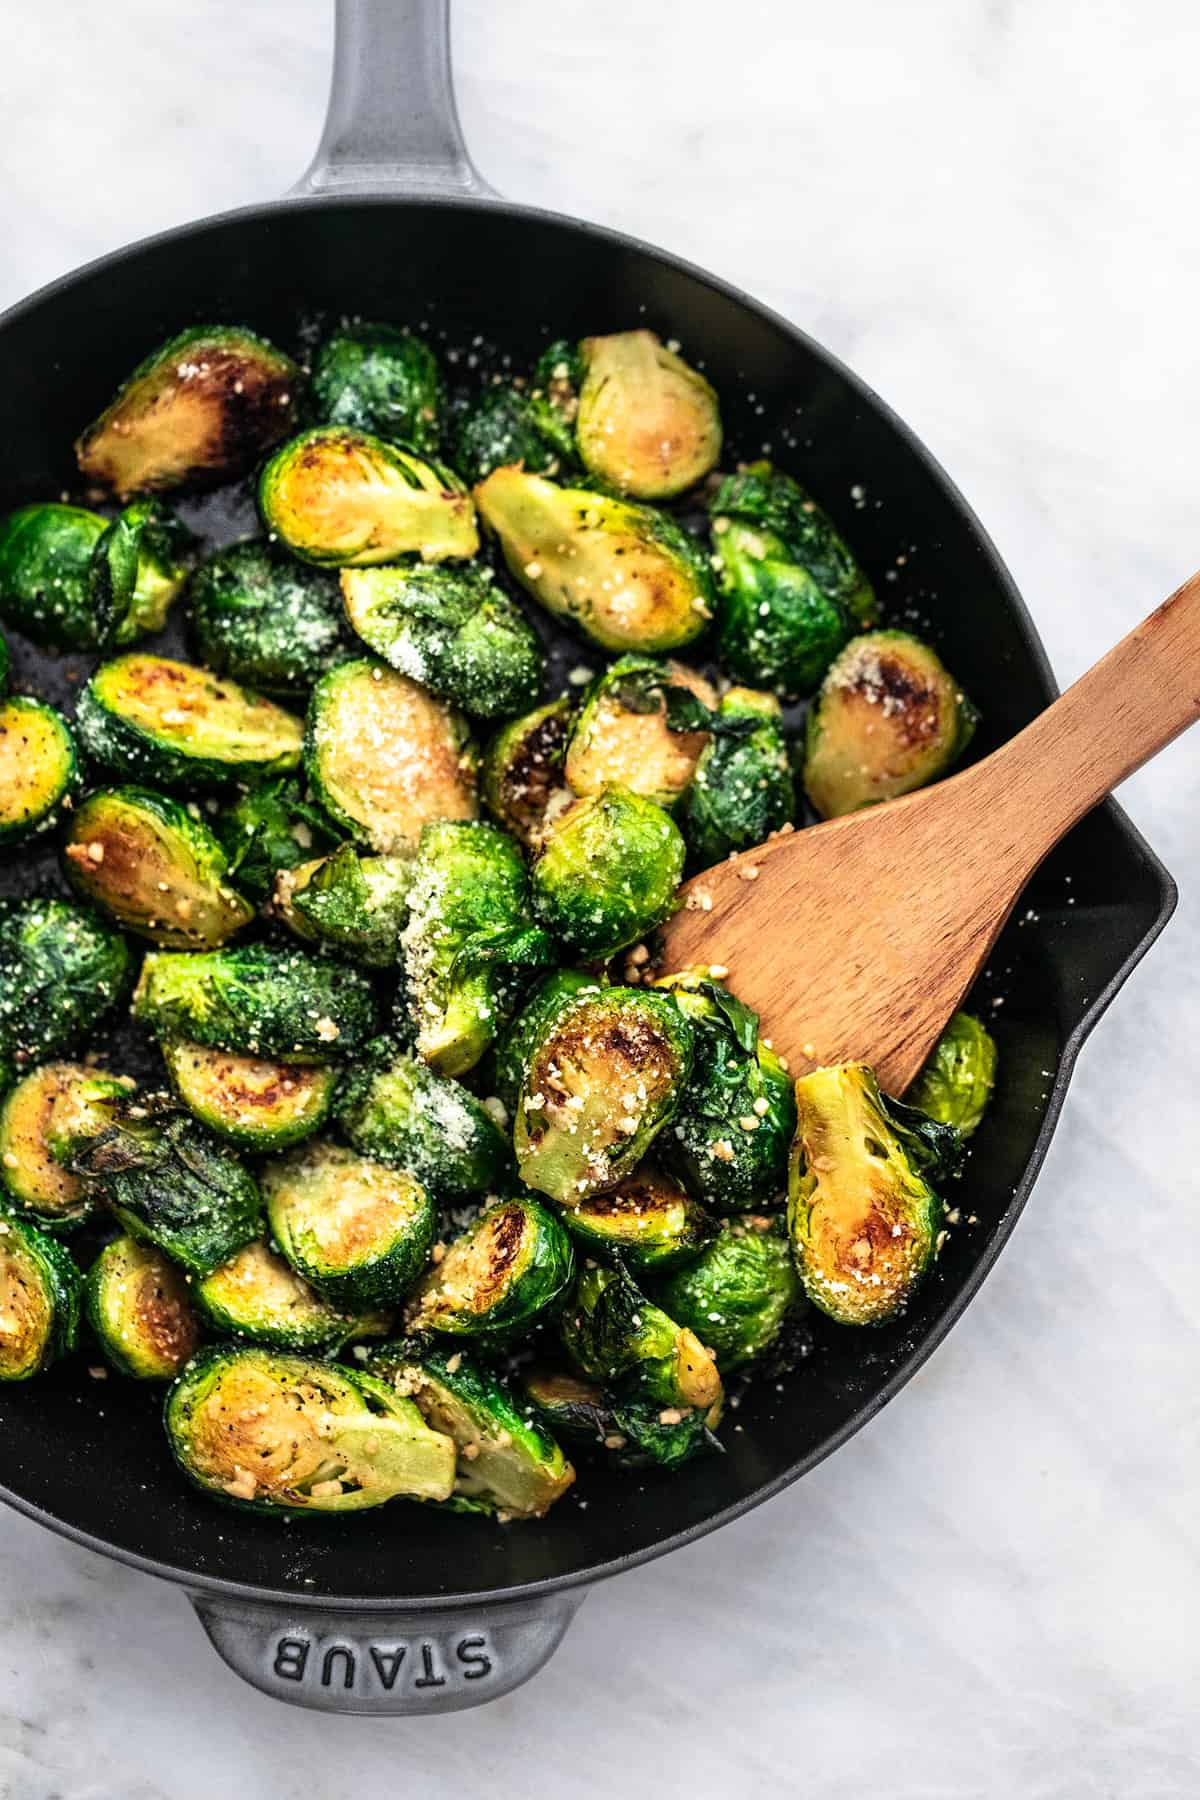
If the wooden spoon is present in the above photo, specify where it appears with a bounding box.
[658,570,1200,1093]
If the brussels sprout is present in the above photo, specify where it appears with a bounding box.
[481,697,573,851]
[259,428,478,567]
[522,1368,720,1471]
[368,1342,574,1517]
[575,331,722,499]
[334,1038,510,1204]
[0,696,81,847]
[0,1210,81,1380]
[85,1235,200,1380]
[196,1240,386,1353]
[0,1062,130,1231]
[304,660,478,853]
[788,1062,961,1326]
[90,499,194,644]
[133,945,378,1064]
[406,1195,574,1342]
[340,562,544,720]
[514,984,693,1205]
[492,969,600,1115]
[803,630,978,819]
[76,325,300,496]
[0,899,131,1070]
[76,655,303,790]
[400,820,554,1076]
[564,657,716,807]
[63,787,255,950]
[656,1216,801,1370]
[311,324,444,453]
[474,468,715,653]
[189,540,347,696]
[560,1263,722,1413]
[165,1346,456,1513]
[561,1164,716,1272]
[162,1041,336,1152]
[678,686,795,865]
[907,1011,998,1139]
[453,380,576,485]
[263,1139,435,1310]
[70,1100,263,1277]
[658,973,796,1213]
[0,503,107,649]
[276,845,411,966]
[214,778,338,904]
[530,787,685,960]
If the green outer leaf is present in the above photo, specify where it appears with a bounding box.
[0,899,132,1068]
[189,538,347,696]
[90,499,194,646]
[906,1010,998,1139]
[0,504,108,649]
[133,945,378,1064]
[656,1218,800,1370]
[334,1037,510,1204]
[531,786,686,960]
[214,778,337,904]
[311,325,445,453]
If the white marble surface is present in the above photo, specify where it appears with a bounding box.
[2,2,1199,1793]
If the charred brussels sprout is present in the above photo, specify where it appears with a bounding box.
[263,1139,435,1310]
[76,654,303,789]
[0,503,107,649]
[514,984,693,1204]
[85,1236,199,1380]
[493,969,600,1115]
[133,945,378,1063]
[657,1216,801,1370]
[90,499,193,644]
[76,325,300,496]
[197,1240,386,1352]
[368,1342,574,1518]
[0,1211,81,1380]
[0,1062,129,1231]
[407,1195,574,1341]
[907,1011,997,1139]
[485,707,574,865]
[276,845,411,966]
[474,468,715,653]
[522,1368,720,1471]
[561,1263,722,1413]
[304,660,477,853]
[0,697,81,847]
[788,1062,961,1326]
[575,330,721,499]
[334,1038,510,1204]
[454,380,576,485]
[564,657,715,807]
[162,1041,336,1152]
[531,787,685,960]
[63,787,254,949]
[679,686,795,865]
[311,324,444,453]
[562,1164,716,1272]
[189,540,347,696]
[165,1347,456,1513]
[0,899,131,1069]
[214,778,337,904]
[340,562,544,719]
[259,428,478,566]
[400,820,554,1076]
[804,631,977,818]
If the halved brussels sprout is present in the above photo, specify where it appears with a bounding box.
[907,1010,997,1139]
[189,540,347,696]
[560,1263,722,1413]
[561,1164,716,1272]
[259,427,478,567]
[90,499,193,644]
[0,899,132,1070]
[530,787,685,960]
[406,1195,574,1342]
[368,1342,575,1518]
[334,1038,510,1204]
[304,660,478,853]
[522,1367,720,1471]
[656,1216,801,1370]
[474,468,715,653]
[85,1235,199,1380]
[162,1041,336,1152]
[492,968,600,1114]
[263,1138,435,1310]
[0,503,107,648]
[453,380,576,486]
[0,1210,81,1380]
[340,562,544,720]
[678,686,795,866]
[76,655,303,790]
[165,1346,456,1513]
[275,845,411,967]
[564,657,716,807]
[76,325,300,496]
[0,697,81,847]
[0,1061,130,1230]
[788,1062,961,1326]
[63,787,254,950]
[514,985,693,1205]
[133,945,378,1064]
[804,631,978,819]
[197,1240,386,1352]
[214,777,338,904]
[400,820,554,1076]
[481,697,573,851]
[575,330,721,499]
[311,324,444,453]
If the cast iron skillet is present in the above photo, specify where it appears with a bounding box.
[0,0,1176,1714]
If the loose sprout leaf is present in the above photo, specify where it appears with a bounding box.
[694,981,760,1056]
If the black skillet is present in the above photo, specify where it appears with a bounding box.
[0,0,1176,1714]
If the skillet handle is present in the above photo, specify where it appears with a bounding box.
[292,0,494,199]
[189,1586,586,1714]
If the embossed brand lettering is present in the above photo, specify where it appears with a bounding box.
[369,1646,407,1689]
[322,1646,356,1689]
[273,1636,311,1682]
[456,1636,492,1680]
[413,1642,447,1688]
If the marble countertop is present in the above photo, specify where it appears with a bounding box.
[2,2,1198,1793]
